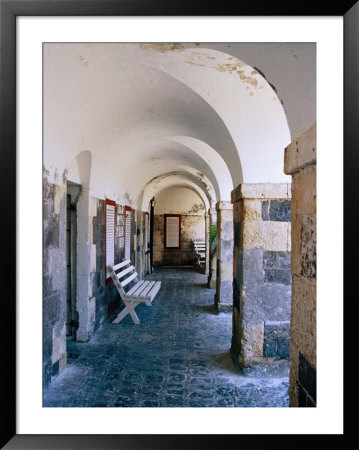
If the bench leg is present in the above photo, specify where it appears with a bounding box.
[113,300,140,324]
[145,301,152,307]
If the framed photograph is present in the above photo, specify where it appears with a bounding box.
[1,1,356,448]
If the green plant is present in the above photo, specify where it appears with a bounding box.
[209,223,217,244]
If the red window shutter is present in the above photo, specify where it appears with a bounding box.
[125,206,132,261]
[105,199,116,282]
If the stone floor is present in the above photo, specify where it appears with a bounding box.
[43,266,290,408]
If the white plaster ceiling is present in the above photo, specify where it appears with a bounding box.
[43,43,314,210]
[154,186,206,216]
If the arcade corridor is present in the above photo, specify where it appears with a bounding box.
[42,43,317,409]
[44,267,289,408]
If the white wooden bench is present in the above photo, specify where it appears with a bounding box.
[193,241,206,266]
[107,260,161,325]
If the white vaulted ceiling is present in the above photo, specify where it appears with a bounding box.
[43,43,315,210]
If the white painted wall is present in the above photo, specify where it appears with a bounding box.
[43,43,315,209]
[154,186,206,216]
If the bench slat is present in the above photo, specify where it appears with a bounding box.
[113,259,131,271]
[126,280,145,296]
[131,280,151,297]
[121,272,138,287]
[117,265,134,279]
[139,281,156,297]
[147,282,161,301]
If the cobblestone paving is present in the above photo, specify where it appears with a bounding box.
[43,267,290,407]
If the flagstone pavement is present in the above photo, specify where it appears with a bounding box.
[43,266,290,408]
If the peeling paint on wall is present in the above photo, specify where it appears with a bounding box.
[140,43,186,53]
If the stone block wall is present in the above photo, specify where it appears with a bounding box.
[153,214,205,266]
[284,123,316,407]
[215,202,233,312]
[135,211,147,279]
[208,209,217,288]
[231,183,292,367]
[43,172,145,388]
[43,175,67,388]
[92,200,123,330]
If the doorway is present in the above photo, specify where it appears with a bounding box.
[66,182,81,341]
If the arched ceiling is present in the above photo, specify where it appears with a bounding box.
[154,185,207,216]
[43,43,298,211]
[140,172,211,212]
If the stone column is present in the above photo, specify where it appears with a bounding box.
[204,213,210,275]
[76,187,95,342]
[208,208,217,288]
[231,183,292,368]
[43,178,67,387]
[284,124,316,407]
[215,201,233,313]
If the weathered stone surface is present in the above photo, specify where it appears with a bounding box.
[264,268,292,285]
[216,201,233,212]
[301,215,316,279]
[242,221,290,251]
[263,251,291,270]
[240,322,265,361]
[278,251,291,269]
[241,248,264,284]
[298,352,316,405]
[231,183,291,201]
[261,201,270,221]
[154,214,205,266]
[242,199,262,220]
[290,276,316,366]
[264,321,290,339]
[284,123,316,175]
[242,283,291,324]
[263,251,277,268]
[264,200,291,222]
[277,339,290,359]
[216,280,233,308]
[291,166,316,216]
[231,185,292,368]
[43,178,67,389]
[215,202,233,309]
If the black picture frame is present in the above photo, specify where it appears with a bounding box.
[1,1,357,448]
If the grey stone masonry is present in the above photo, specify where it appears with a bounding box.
[262,200,291,222]
[298,352,316,406]
[231,183,292,368]
[263,321,290,359]
[207,208,217,289]
[284,123,316,407]
[263,251,292,285]
[215,202,233,313]
[43,177,67,388]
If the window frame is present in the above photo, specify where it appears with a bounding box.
[164,214,181,249]
[124,205,132,261]
[105,198,116,285]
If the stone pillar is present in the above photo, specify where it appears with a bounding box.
[43,177,67,388]
[284,124,316,407]
[215,201,233,313]
[204,213,210,275]
[208,208,217,288]
[76,187,95,342]
[231,183,292,368]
